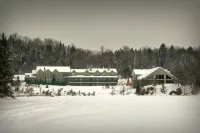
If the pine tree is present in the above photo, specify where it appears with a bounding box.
[0,33,14,98]
[158,43,167,67]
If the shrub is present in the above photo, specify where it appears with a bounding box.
[169,90,175,95]
[45,90,50,96]
[110,86,115,96]
[0,93,4,98]
[110,90,115,96]
[145,89,149,95]
[67,89,74,95]
[176,88,182,95]
[15,86,20,92]
[27,88,34,94]
[120,86,126,96]
[161,84,167,94]
[105,85,110,89]
[42,90,46,94]
[57,88,63,96]
[82,92,86,96]
[140,89,146,95]
[78,90,81,96]
[92,91,95,96]
[169,88,182,95]
[147,87,154,91]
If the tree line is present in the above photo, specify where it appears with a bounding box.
[1,33,200,94]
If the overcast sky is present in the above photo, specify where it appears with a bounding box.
[0,0,200,50]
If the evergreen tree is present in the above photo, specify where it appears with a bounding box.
[0,33,14,98]
[158,43,167,67]
[16,76,21,87]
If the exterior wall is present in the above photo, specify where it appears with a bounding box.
[68,77,118,86]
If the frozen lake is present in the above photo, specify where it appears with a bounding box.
[0,96,200,133]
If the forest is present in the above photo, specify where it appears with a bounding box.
[1,33,200,91]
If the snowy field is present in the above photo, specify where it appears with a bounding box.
[0,96,200,133]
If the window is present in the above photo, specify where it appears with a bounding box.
[85,72,89,76]
[166,80,174,83]
[46,72,50,77]
[102,71,107,76]
[38,72,42,77]
[158,80,164,84]
[156,75,164,79]
[166,75,171,79]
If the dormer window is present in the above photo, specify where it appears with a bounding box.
[102,71,107,76]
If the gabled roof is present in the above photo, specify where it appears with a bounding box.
[36,66,71,72]
[132,67,177,80]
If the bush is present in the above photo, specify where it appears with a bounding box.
[147,87,154,91]
[0,93,4,98]
[120,86,126,96]
[110,86,115,96]
[45,90,51,96]
[105,85,110,89]
[26,87,34,95]
[15,86,20,92]
[82,92,86,96]
[140,89,146,95]
[169,88,182,95]
[42,90,46,94]
[139,87,155,95]
[92,91,95,96]
[57,88,63,96]
[161,84,167,94]
[176,88,182,95]
[67,89,74,95]
[78,90,81,95]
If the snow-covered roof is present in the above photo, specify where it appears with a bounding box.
[68,75,118,78]
[32,70,37,74]
[132,67,177,80]
[25,73,32,76]
[36,66,71,72]
[13,75,25,81]
[132,69,149,76]
[71,68,117,73]
[71,69,87,73]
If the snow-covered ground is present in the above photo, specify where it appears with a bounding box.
[0,96,200,133]
[13,82,193,96]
